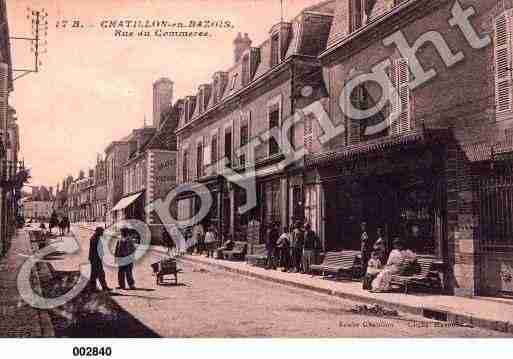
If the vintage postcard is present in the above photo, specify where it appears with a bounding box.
[1,0,513,348]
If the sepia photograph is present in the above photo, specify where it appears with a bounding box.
[1,0,513,353]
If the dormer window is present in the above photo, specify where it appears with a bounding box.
[230,73,238,91]
[271,33,280,67]
[213,78,219,104]
[350,0,363,32]
[198,89,204,113]
[241,55,250,86]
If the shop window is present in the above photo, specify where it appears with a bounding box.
[304,185,318,234]
[292,185,304,222]
[263,180,281,227]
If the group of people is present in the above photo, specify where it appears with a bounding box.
[359,222,418,293]
[190,223,218,257]
[266,221,321,273]
[88,226,139,292]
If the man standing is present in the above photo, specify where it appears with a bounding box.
[360,222,373,275]
[88,227,111,292]
[115,227,136,290]
[290,222,304,273]
[276,226,291,272]
[265,222,279,270]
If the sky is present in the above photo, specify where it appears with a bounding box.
[7,0,324,189]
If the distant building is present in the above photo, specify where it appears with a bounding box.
[21,199,54,220]
[152,78,173,129]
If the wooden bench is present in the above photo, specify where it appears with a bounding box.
[154,258,182,285]
[246,244,267,267]
[222,241,247,261]
[310,250,362,279]
[390,256,442,294]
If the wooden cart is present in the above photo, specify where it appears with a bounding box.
[153,258,182,285]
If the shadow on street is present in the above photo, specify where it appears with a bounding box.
[39,266,161,338]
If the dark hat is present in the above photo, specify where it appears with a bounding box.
[94,227,104,236]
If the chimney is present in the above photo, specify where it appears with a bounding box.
[233,32,252,64]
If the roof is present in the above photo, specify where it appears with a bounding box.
[176,0,335,131]
[147,102,181,151]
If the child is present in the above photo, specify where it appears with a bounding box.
[362,251,382,290]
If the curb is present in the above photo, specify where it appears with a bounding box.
[182,255,513,335]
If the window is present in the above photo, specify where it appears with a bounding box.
[268,103,280,156]
[271,33,280,67]
[197,141,204,178]
[239,119,249,168]
[241,55,250,86]
[198,89,203,113]
[263,180,281,227]
[224,128,232,164]
[230,73,238,91]
[350,0,363,32]
[211,134,218,165]
[213,78,219,104]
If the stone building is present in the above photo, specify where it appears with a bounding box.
[0,0,14,256]
[175,1,336,241]
[91,155,107,222]
[105,138,131,225]
[304,0,513,297]
[113,104,180,243]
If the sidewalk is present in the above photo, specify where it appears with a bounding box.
[0,230,54,337]
[183,254,513,334]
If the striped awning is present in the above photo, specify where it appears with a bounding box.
[110,192,143,212]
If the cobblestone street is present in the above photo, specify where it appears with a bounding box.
[26,225,508,338]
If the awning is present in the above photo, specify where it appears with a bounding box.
[110,192,143,212]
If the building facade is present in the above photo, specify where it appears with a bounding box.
[304,0,513,297]
[113,106,179,242]
[0,0,14,256]
[105,139,131,225]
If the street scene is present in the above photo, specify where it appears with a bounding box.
[6,223,511,338]
[2,0,513,345]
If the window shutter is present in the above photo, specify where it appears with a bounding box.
[247,111,253,167]
[389,58,410,135]
[304,114,313,153]
[494,11,513,115]
[396,58,411,133]
[0,63,8,151]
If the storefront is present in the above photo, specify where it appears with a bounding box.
[306,129,448,259]
[110,191,145,222]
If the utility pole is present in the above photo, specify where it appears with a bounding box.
[11,7,48,82]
